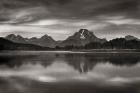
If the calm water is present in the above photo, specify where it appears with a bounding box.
[0,51,140,93]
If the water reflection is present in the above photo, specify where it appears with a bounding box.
[0,51,140,93]
[0,53,140,72]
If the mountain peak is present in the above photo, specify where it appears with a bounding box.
[40,34,54,41]
[77,29,96,40]
[6,34,24,39]
[17,35,23,37]
[16,35,25,39]
[5,34,27,44]
[79,29,89,39]
[125,35,140,41]
[61,29,106,46]
[42,34,49,37]
[79,29,89,33]
[6,34,16,39]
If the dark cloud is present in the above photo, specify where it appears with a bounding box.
[0,0,139,20]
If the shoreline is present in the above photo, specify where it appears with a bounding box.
[1,49,140,53]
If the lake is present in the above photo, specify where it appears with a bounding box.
[0,51,140,93]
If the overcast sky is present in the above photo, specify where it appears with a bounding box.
[0,0,140,40]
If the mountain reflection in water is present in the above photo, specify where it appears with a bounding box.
[0,51,140,93]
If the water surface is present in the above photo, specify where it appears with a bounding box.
[0,51,140,93]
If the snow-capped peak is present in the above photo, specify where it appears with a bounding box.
[80,29,86,39]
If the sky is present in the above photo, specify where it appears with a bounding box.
[0,0,140,40]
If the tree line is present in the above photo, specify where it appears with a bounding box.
[55,38,140,50]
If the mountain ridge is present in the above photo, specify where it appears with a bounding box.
[5,34,56,48]
[0,37,51,50]
[4,29,140,48]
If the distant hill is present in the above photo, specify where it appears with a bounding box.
[0,37,50,50]
[125,35,140,41]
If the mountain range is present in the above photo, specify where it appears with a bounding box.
[6,34,56,48]
[1,28,140,50]
[5,29,107,48]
